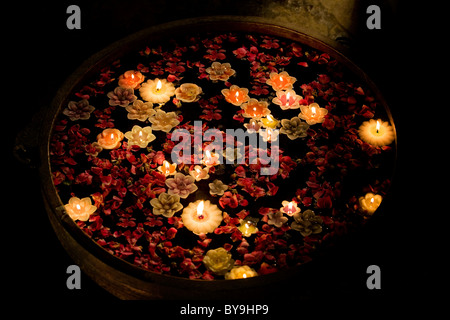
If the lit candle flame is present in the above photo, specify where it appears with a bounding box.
[286,91,291,104]
[156,79,162,92]
[130,73,135,80]
[311,106,316,117]
[235,91,239,98]
[163,160,170,174]
[242,273,247,279]
[376,120,380,134]
[197,200,204,218]
[110,133,115,141]
[279,76,283,82]
[267,114,274,122]
[370,197,375,204]
[288,202,294,213]
[76,204,81,211]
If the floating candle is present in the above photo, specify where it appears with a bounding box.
[240,99,271,118]
[189,165,210,181]
[64,196,97,221]
[139,78,175,104]
[259,128,279,142]
[202,150,220,167]
[157,160,177,177]
[298,103,328,125]
[266,71,297,91]
[96,128,124,150]
[358,193,382,215]
[225,265,258,280]
[124,125,156,148]
[118,70,145,89]
[358,119,395,147]
[261,115,279,129]
[272,90,302,110]
[243,119,262,133]
[149,109,180,133]
[280,200,301,216]
[221,85,250,106]
[174,83,202,103]
[181,200,223,235]
[237,220,258,237]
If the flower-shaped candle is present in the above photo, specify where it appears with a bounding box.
[244,119,262,133]
[174,83,202,103]
[96,128,124,150]
[280,117,309,140]
[202,150,220,167]
[165,172,198,199]
[261,115,279,129]
[240,99,271,119]
[203,247,235,275]
[358,193,382,214]
[221,85,250,106]
[225,265,258,280]
[107,87,137,107]
[64,196,97,221]
[149,193,183,218]
[118,70,145,89]
[125,100,155,121]
[208,179,228,196]
[63,99,95,121]
[259,128,279,143]
[157,160,177,177]
[189,165,210,181]
[272,90,302,110]
[280,200,301,217]
[149,109,180,133]
[181,200,223,235]
[358,119,395,147]
[266,71,297,91]
[298,103,328,125]
[291,209,323,237]
[205,62,236,81]
[139,78,175,104]
[124,125,156,148]
[237,220,258,237]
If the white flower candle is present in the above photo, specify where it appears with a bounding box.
[139,78,175,104]
[181,200,223,235]
[358,119,395,147]
[189,165,210,181]
[298,103,328,125]
[124,125,156,148]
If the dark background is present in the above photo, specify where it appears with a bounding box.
[4,0,440,314]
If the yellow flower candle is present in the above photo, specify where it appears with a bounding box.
[358,193,382,214]
[358,119,395,147]
[237,220,258,237]
[261,115,279,129]
[181,200,223,235]
[225,265,258,280]
[64,197,97,221]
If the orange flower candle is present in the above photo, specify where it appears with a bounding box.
[240,99,271,119]
[64,197,97,221]
[221,85,250,106]
[157,160,177,177]
[202,150,220,167]
[298,103,328,125]
[266,71,297,91]
[96,128,124,150]
[272,89,302,110]
[358,193,382,214]
[118,70,145,89]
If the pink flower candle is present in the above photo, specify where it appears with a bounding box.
[221,85,250,106]
[96,128,124,150]
[280,200,301,216]
[272,90,302,110]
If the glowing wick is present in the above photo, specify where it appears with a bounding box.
[376,120,380,134]
[197,200,205,219]
[76,204,81,211]
[243,273,247,279]
[156,79,162,92]
[311,106,316,117]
